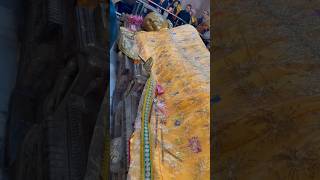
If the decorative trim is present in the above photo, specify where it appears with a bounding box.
[140,76,156,180]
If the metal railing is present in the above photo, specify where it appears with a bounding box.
[117,0,188,26]
[116,11,122,18]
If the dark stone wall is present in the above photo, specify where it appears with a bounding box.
[0,0,21,178]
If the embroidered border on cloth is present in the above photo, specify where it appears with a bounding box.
[140,76,156,180]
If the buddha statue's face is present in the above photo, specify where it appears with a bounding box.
[142,12,168,31]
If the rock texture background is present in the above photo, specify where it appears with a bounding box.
[212,0,320,179]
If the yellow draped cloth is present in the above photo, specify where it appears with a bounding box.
[212,1,320,179]
[128,25,210,180]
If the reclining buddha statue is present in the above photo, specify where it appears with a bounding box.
[126,24,210,180]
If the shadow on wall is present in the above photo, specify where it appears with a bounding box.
[0,0,21,179]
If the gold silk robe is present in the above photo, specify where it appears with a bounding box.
[128,25,210,180]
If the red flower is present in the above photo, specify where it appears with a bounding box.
[156,84,165,96]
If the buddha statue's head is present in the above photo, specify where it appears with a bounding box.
[142,12,169,31]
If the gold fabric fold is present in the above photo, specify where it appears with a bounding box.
[128,25,210,180]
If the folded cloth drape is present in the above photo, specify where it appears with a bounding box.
[127,25,210,180]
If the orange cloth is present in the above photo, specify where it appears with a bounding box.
[128,25,210,179]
